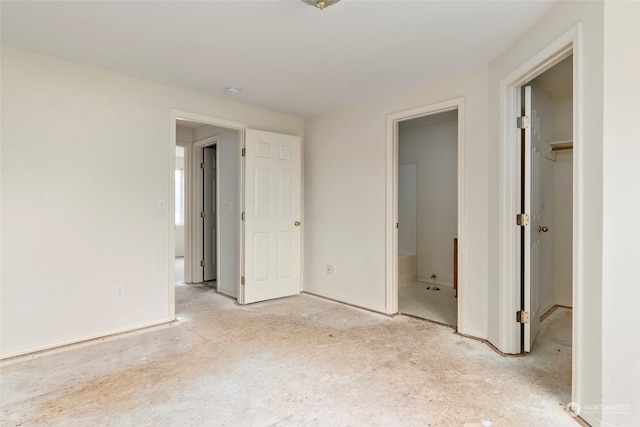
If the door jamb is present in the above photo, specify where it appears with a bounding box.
[497,24,583,405]
[169,110,247,309]
[175,141,192,282]
[385,98,465,328]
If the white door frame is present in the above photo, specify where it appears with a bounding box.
[385,98,466,327]
[497,24,583,403]
[169,110,247,311]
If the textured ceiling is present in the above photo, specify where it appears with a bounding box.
[1,1,558,118]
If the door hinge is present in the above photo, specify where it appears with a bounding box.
[517,116,530,129]
[200,260,206,267]
[516,311,530,323]
[241,212,245,221]
[200,211,206,219]
[200,162,205,169]
[396,222,399,229]
[242,148,246,157]
[241,276,245,285]
[516,213,529,226]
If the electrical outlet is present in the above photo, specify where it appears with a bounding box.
[326,265,332,274]
[115,287,124,299]
[326,265,337,275]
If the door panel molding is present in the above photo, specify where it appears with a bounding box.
[241,129,302,304]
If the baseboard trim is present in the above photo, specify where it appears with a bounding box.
[0,316,176,364]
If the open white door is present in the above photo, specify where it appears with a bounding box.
[241,129,301,304]
[203,146,216,282]
[523,85,542,352]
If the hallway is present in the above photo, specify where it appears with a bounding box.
[1,285,574,426]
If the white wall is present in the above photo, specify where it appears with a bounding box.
[553,151,572,307]
[397,163,417,257]
[601,2,640,425]
[176,127,193,144]
[303,65,489,338]
[0,47,303,358]
[548,93,573,309]
[553,98,573,141]
[399,120,458,284]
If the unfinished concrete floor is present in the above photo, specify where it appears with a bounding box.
[1,284,575,427]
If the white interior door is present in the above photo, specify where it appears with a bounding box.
[242,129,301,304]
[203,146,216,281]
[523,85,542,352]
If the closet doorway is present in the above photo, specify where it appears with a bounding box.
[519,55,574,353]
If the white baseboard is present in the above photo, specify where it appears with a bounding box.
[0,316,175,363]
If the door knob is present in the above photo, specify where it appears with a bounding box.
[294,221,301,227]
[538,225,549,233]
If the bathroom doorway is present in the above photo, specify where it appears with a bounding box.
[397,109,459,326]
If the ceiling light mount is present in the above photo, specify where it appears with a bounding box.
[302,0,340,11]
[225,85,241,95]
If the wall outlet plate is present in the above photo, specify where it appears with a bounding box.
[115,287,124,299]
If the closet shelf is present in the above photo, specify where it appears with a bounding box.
[549,140,573,152]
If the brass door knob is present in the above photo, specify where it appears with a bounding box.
[294,221,301,227]
[539,225,549,233]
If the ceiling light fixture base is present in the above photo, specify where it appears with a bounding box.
[302,0,340,10]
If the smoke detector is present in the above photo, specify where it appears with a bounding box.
[225,85,241,95]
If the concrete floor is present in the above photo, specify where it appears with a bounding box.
[399,281,458,326]
[175,256,184,284]
[1,284,576,427]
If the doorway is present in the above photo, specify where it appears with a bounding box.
[498,25,582,411]
[174,118,241,300]
[169,110,303,310]
[202,145,217,285]
[519,56,573,353]
[397,110,459,326]
[385,97,465,327]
